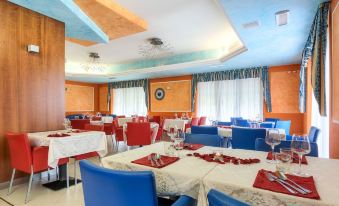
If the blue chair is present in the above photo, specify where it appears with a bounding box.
[260,122,275,128]
[231,128,266,150]
[308,126,320,143]
[79,160,196,206]
[185,134,223,147]
[255,138,319,157]
[265,118,280,125]
[230,117,242,125]
[218,121,232,126]
[66,114,84,120]
[191,126,218,135]
[207,189,250,206]
[235,119,250,127]
[275,120,291,135]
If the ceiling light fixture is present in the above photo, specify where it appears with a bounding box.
[138,37,173,59]
[275,10,290,26]
[81,52,107,73]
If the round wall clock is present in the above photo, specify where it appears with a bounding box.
[155,88,165,100]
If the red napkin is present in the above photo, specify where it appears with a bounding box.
[253,169,320,199]
[192,153,260,165]
[47,133,70,137]
[184,143,204,150]
[267,152,308,164]
[131,153,179,169]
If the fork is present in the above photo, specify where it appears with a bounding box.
[268,173,307,195]
[148,155,155,167]
[156,154,165,165]
[264,172,297,194]
[151,155,161,167]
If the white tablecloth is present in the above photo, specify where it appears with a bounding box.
[28,130,107,168]
[123,122,159,143]
[102,142,339,206]
[102,116,114,123]
[163,119,190,131]
[118,117,133,127]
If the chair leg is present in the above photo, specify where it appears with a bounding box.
[66,163,69,188]
[25,170,34,204]
[47,168,50,181]
[74,161,77,185]
[7,169,16,195]
[56,167,59,180]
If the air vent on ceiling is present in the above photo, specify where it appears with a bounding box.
[242,21,260,29]
[275,10,290,26]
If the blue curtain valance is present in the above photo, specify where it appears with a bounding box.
[192,66,272,112]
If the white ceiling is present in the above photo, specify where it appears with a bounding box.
[65,0,242,65]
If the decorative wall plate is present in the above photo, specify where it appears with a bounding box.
[155,88,165,100]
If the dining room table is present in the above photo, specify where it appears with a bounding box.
[163,119,191,131]
[28,130,107,189]
[117,117,134,127]
[102,142,339,206]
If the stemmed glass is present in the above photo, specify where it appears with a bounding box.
[291,135,311,177]
[167,125,178,142]
[265,129,281,163]
[174,129,185,150]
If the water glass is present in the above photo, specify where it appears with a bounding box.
[265,129,281,163]
[291,135,311,177]
[173,130,185,150]
[275,148,292,174]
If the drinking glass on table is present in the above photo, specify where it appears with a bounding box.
[173,129,185,150]
[275,148,292,174]
[291,135,311,177]
[265,129,281,163]
[167,125,178,142]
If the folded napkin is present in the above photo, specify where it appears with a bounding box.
[131,154,179,169]
[191,153,260,165]
[47,133,70,137]
[253,169,320,199]
[267,152,308,164]
[184,143,204,150]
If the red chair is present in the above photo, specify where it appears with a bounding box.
[117,115,126,118]
[198,117,207,126]
[113,118,124,147]
[149,116,160,124]
[91,116,102,121]
[185,117,200,132]
[6,133,69,203]
[70,119,90,129]
[126,122,152,148]
[138,116,147,122]
[73,124,103,184]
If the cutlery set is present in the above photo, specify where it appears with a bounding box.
[148,154,164,166]
[264,171,311,195]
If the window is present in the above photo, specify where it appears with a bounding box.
[113,87,147,116]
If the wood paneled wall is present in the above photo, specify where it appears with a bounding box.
[330,0,339,159]
[0,1,65,183]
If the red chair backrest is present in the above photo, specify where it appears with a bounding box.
[92,116,102,121]
[151,116,160,124]
[126,122,151,146]
[71,119,90,129]
[191,117,200,126]
[103,123,114,135]
[6,133,32,173]
[84,124,104,131]
[198,117,207,126]
[138,116,147,123]
[132,117,138,123]
[117,115,126,118]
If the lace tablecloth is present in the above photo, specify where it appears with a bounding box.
[28,130,107,168]
[163,119,190,131]
[102,142,339,206]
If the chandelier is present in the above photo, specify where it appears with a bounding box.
[138,38,173,59]
[81,52,107,73]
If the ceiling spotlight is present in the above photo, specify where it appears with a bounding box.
[276,10,290,26]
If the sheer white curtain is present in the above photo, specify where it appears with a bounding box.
[113,87,147,116]
[197,78,263,122]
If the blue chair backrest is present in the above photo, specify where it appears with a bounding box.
[232,127,266,150]
[265,118,280,125]
[185,134,223,147]
[275,120,291,135]
[230,117,242,125]
[218,121,232,126]
[79,160,158,206]
[66,114,84,120]
[191,126,218,135]
[308,126,320,143]
[207,189,250,206]
[255,138,319,157]
[235,119,250,127]
[260,122,275,128]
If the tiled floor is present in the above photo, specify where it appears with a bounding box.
[0,143,129,206]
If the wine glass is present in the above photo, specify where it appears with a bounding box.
[291,135,311,177]
[174,129,185,150]
[167,125,178,142]
[265,129,281,163]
